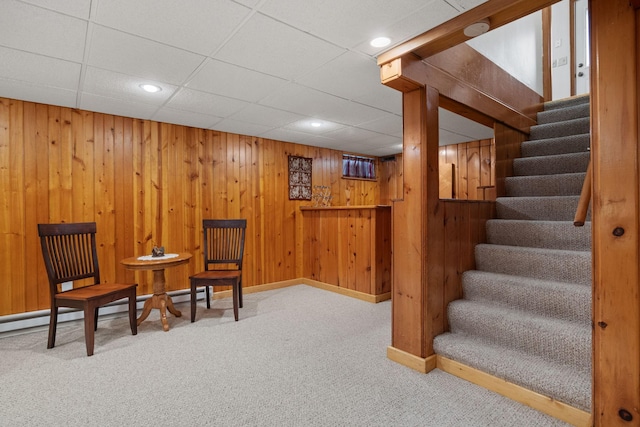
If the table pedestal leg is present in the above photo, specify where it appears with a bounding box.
[136,269,182,331]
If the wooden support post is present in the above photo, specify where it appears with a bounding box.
[591,0,640,425]
[388,84,444,368]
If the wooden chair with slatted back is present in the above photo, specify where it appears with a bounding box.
[38,222,138,356]
[190,219,246,322]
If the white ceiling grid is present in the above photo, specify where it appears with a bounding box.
[0,0,493,156]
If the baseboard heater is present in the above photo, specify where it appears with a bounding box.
[0,289,206,335]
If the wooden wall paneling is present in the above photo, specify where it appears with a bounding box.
[375,206,392,294]
[443,201,461,332]
[357,209,373,294]
[591,1,640,424]
[35,104,51,306]
[99,114,118,282]
[1,97,395,316]
[111,115,125,283]
[456,142,468,199]
[22,103,39,312]
[478,139,494,200]
[466,140,481,200]
[0,99,11,315]
[494,123,525,197]
[129,119,143,284]
[9,100,25,313]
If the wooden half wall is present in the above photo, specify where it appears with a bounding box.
[0,97,382,317]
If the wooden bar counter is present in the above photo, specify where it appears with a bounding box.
[300,205,391,301]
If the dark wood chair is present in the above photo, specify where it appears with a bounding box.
[190,219,246,322]
[38,222,138,356]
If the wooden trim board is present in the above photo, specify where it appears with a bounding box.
[387,346,438,374]
[436,356,592,427]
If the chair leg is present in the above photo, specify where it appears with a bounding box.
[190,281,197,323]
[47,305,58,349]
[239,279,243,308]
[129,291,138,335]
[84,305,96,356]
[232,280,239,321]
[94,307,99,331]
[205,285,211,309]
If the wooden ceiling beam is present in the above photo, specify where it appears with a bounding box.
[377,0,561,65]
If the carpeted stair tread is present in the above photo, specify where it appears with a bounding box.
[435,94,593,416]
[537,102,590,124]
[433,333,591,411]
[496,196,588,221]
[543,95,590,111]
[462,270,591,323]
[521,134,590,158]
[447,300,591,370]
[475,244,591,285]
[529,117,590,140]
[505,172,585,197]
[513,152,590,176]
[486,219,591,251]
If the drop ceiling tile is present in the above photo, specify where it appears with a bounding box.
[21,0,91,18]
[88,26,205,84]
[0,47,81,90]
[354,0,460,56]
[356,113,403,137]
[83,67,176,105]
[259,83,338,117]
[0,79,78,108]
[450,0,488,11]
[283,119,345,135]
[439,108,494,140]
[258,0,434,48]
[316,99,389,127]
[229,103,304,128]
[94,0,251,55]
[258,127,327,146]
[166,88,249,118]
[353,87,402,115]
[79,93,160,119]
[323,126,384,144]
[368,142,404,156]
[187,59,288,103]
[0,0,87,62]
[233,0,261,7]
[296,51,385,100]
[212,118,273,136]
[153,107,223,130]
[214,13,345,80]
[439,128,473,145]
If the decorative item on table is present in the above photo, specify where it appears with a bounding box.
[312,185,333,207]
[151,246,165,257]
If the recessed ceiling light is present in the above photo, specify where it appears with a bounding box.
[370,37,391,48]
[139,84,162,93]
[311,122,322,128]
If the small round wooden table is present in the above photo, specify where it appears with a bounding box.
[121,252,192,331]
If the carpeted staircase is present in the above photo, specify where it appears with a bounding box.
[434,95,592,413]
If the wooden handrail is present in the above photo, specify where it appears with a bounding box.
[574,159,592,226]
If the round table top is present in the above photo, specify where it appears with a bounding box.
[120,252,192,271]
